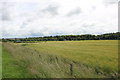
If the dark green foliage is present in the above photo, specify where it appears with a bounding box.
[2,32,120,43]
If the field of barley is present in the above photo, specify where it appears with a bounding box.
[2,40,119,78]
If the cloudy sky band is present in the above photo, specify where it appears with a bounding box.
[0,0,119,38]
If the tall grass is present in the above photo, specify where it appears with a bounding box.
[2,42,106,78]
[19,40,118,77]
[2,40,118,78]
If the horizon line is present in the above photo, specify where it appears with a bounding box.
[1,32,119,39]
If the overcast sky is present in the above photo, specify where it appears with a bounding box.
[0,0,119,38]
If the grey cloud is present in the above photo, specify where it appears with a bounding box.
[67,8,82,17]
[2,10,11,21]
[92,6,96,10]
[41,5,59,16]
[0,2,13,21]
[20,22,28,28]
[103,0,119,5]
[82,23,95,27]
[0,2,10,21]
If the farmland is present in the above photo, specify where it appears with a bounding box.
[2,40,119,78]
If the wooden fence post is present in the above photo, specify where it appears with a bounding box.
[70,64,73,76]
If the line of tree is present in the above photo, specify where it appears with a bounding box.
[1,32,120,43]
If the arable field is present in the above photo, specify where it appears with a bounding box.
[23,40,118,73]
[2,40,119,78]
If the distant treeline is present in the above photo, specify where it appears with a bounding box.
[1,32,120,43]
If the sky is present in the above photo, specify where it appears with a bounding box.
[0,0,119,38]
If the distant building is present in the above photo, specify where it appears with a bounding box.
[14,40,22,43]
